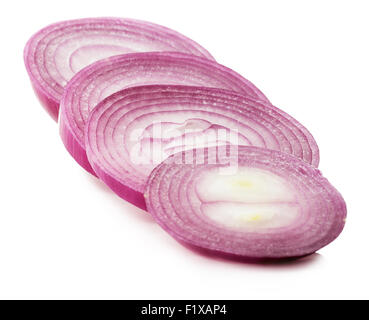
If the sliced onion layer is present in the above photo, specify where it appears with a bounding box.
[85,85,319,210]
[60,52,270,174]
[145,146,346,259]
[24,17,214,120]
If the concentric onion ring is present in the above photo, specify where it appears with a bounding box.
[85,85,319,210]
[24,17,214,120]
[145,145,346,259]
[60,52,270,174]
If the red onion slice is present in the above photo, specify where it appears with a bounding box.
[24,17,214,120]
[85,85,318,210]
[60,52,270,174]
[145,146,346,259]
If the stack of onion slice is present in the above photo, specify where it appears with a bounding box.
[85,85,319,210]
[145,146,346,259]
[59,52,269,174]
[24,17,214,120]
[24,17,346,261]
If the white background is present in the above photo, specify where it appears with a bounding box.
[0,0,368,299]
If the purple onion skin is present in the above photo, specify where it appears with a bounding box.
[23,39,59,121]
[59,117,96,176]
[92,160,146,210]
[179,240,316,264]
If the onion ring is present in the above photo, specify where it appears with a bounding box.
[145,145,346,259]
[60,52,269,174]
[24,17,214,120]
[85,85,318,210]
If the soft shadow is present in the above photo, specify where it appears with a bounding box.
[180,241,322,269]
[85,172,115,194]
[84,172,155,225]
